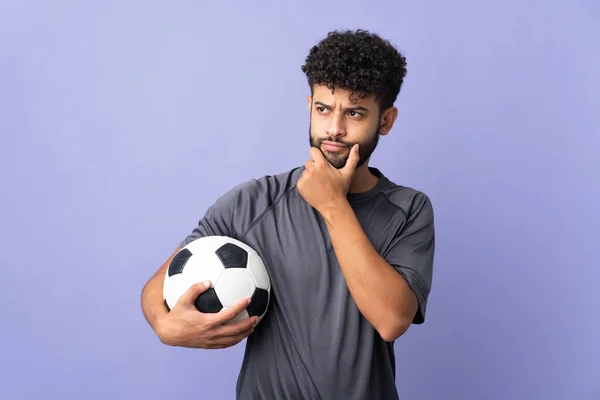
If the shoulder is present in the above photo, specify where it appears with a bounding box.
[229,167,303,205]
[379,175,434,223]
[216,167,302,225]
[193,167,302,241]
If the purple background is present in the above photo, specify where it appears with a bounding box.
[1,1,598,399]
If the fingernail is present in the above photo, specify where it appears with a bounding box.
[202,280,211,287]
[247,298,252,305]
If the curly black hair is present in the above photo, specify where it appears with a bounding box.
[301,29,407,111]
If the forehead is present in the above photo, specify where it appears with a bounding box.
[312,84,377,108]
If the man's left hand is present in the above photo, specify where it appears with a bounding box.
[297,144,360,213]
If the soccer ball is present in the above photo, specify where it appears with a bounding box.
[163,236,271,325]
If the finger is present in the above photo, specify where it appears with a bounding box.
[304,160,313,169]
[342,144,360,174]
[177,280,211,307]
[212,326,254,348]
[309,146,326,164]
[212,315,258,337]
[209,297,252,325]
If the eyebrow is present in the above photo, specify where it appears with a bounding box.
[313,101,370,113]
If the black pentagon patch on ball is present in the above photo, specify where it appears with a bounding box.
[164,299,171,312]
[247,288,269,317]
[194,288,223,313]
[215,243,248,269]
[168,248,192,277]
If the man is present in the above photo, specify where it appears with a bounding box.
[141,29,435,400]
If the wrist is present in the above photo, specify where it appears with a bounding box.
[320,197,352,226]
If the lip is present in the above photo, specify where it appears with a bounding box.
[321,141,348,152]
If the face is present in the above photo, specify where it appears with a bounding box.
[308,84,397,169]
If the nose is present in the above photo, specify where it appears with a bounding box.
[326,112,346,139]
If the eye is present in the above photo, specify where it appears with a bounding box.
[348,110,362,117]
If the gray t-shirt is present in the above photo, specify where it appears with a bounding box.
[181,166,435,400]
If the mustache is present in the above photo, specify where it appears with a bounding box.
[316,137,352,147]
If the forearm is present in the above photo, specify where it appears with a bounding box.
[322,200,417,341]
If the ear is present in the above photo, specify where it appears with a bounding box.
[379,106,399,136]
[307,96,312,114]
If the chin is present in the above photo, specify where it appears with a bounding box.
[324,155,347,169]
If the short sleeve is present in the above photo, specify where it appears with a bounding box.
[179,177,275,248]
[180,185,241,248]
[383,193,435,324]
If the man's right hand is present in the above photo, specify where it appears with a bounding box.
[156,281,258,349]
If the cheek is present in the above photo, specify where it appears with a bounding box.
[310,117,326,133]
[348,123,376,143]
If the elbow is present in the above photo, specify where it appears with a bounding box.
[378,317,412,342]
[379,290,420,342]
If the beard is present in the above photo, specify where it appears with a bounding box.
[309,123,380,169]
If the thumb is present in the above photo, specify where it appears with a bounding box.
[342,144,360,174]
[179,280,211,307]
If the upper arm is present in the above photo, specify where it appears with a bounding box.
[384,192,435,324]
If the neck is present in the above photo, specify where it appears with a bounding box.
[348,164,378,193]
